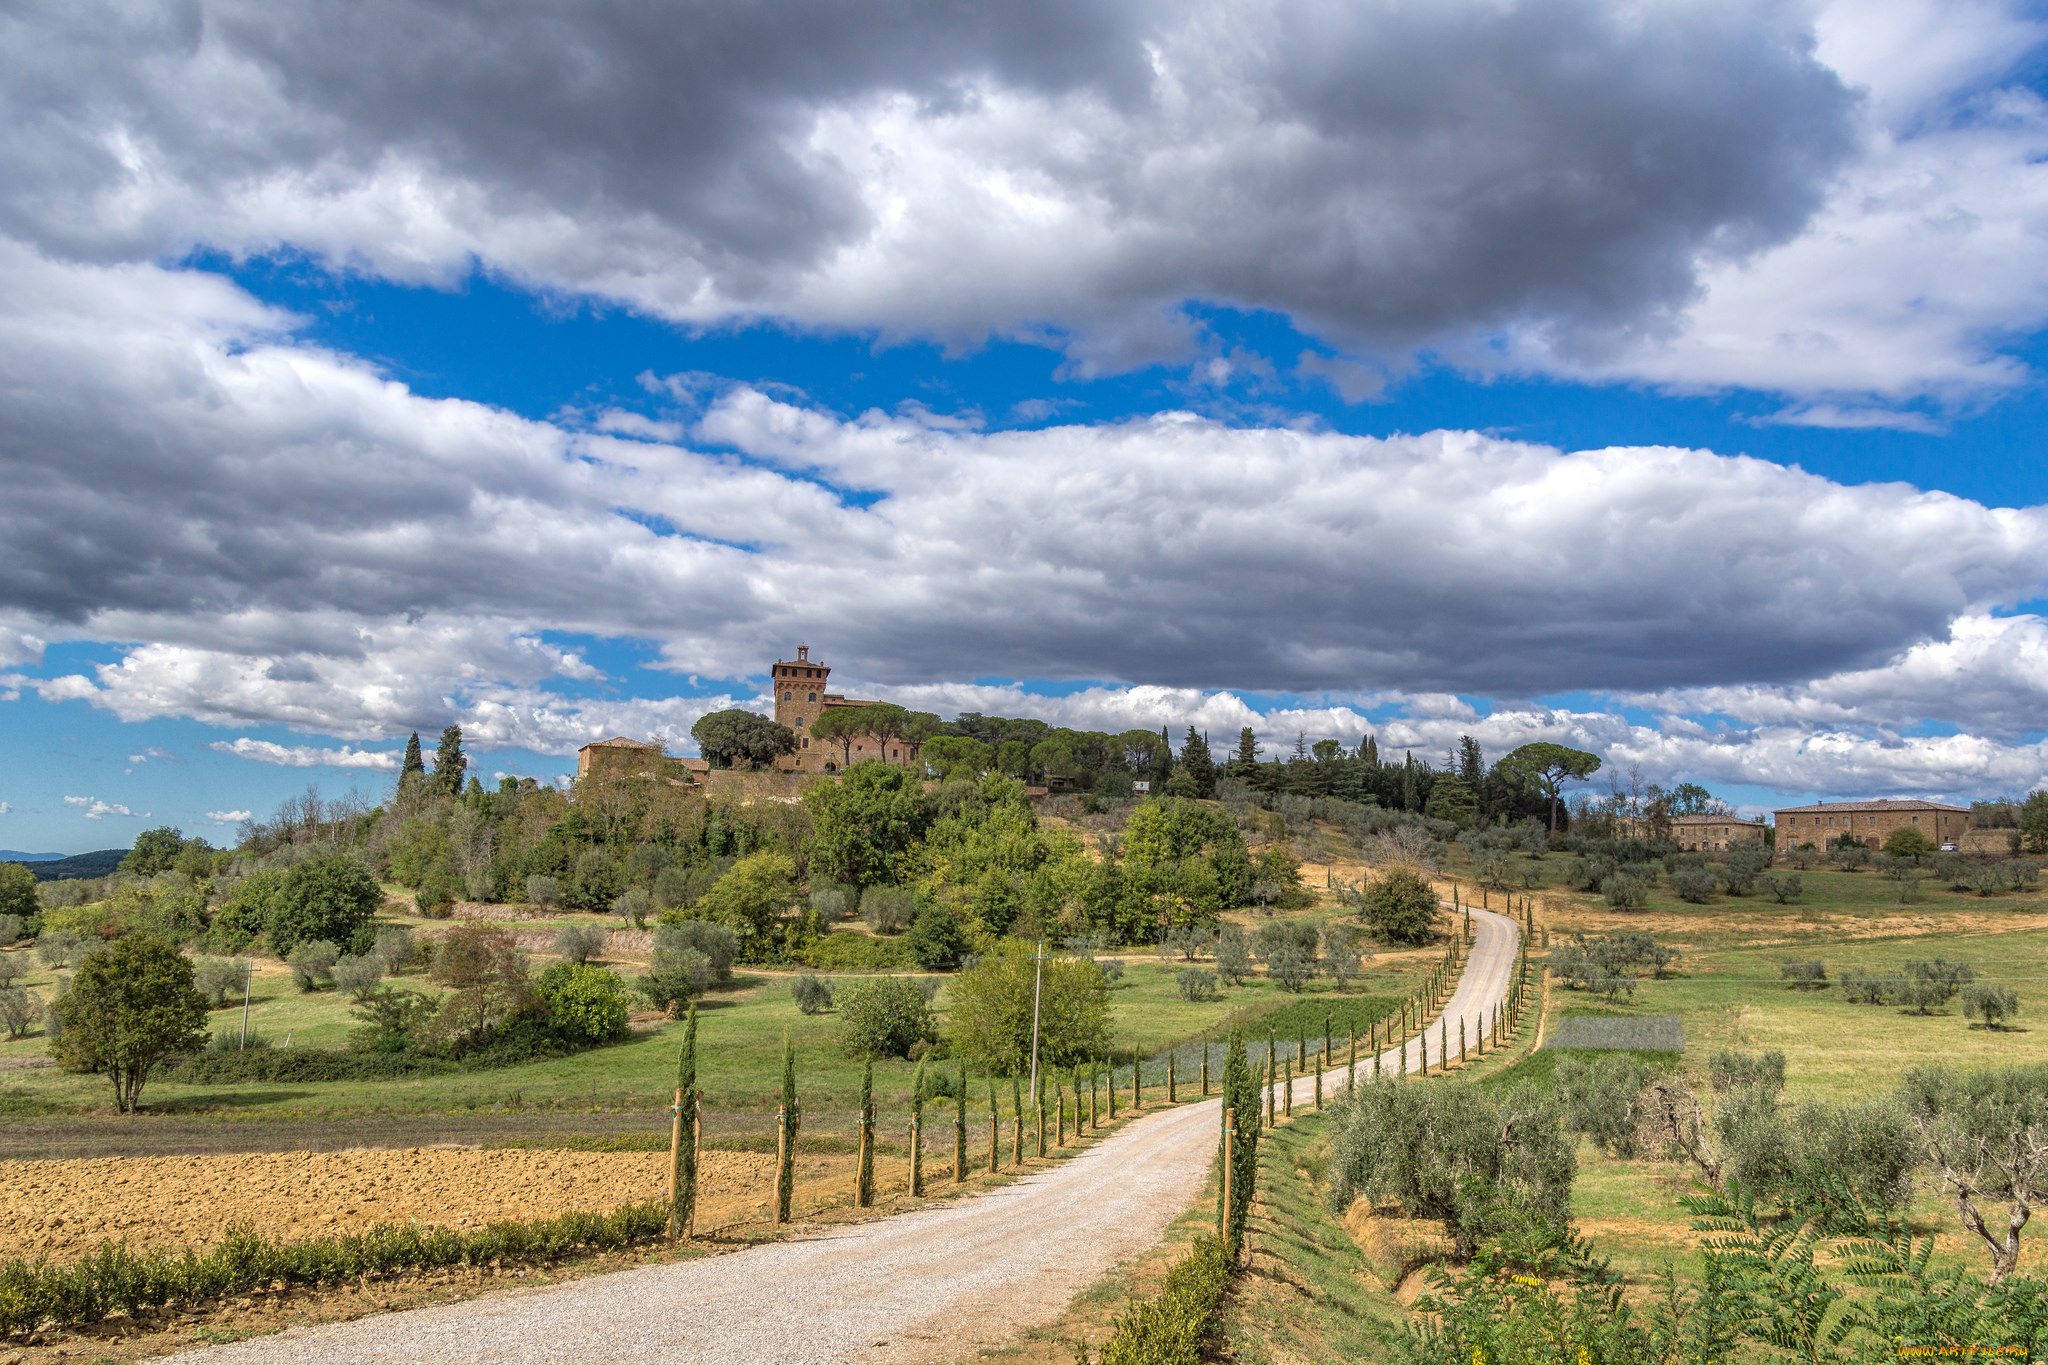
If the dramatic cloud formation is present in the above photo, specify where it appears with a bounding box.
[3,0,2035,403]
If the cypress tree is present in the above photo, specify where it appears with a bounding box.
[1133,1047,1143,1107]
[775,1032,799,1222]
[954,1060,968,1181]
[987,1078,999,1173]
[1219,1030,1258,1259]
[1265,1034,1276,1126]
[1284,1056,1293,1117]
[855,1056,875,1208]
[1089,1059,1098,1129]
[431,725,467,797]
[400,732,425,780]
[669,1000,698,1237]
[1035,1074,1046,1157]
[1324,1011,1333,1069]
[1168,1048,1177,1103]
[1011,1074,1023,1166]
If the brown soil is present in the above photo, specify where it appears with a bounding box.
[0,1146,833,1262]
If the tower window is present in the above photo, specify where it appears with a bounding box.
[784,691,792,701]
[802,737,810,748]
[808,692,816,701]
[795,715,804,727]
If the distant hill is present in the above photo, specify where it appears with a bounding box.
[6,849,128,881]
[0,850,61,862]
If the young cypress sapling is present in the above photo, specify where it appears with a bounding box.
[987,1078,999,1174]
[775,1031,799,1223]
[856,1056,875,1208]
[668,1000,698,1239]
[954,1059,967,1181]
[909,1058,926,1196]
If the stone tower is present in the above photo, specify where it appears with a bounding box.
[772,644,833,770]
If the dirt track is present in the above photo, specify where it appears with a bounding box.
[173,907,1522,1365]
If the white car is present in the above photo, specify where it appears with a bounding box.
[1940,842,1958,852]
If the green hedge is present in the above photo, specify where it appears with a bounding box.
[170,1049,458,1083]
[797,931,916,971]
[0,1200,670,1335]
[1095,1234,1232,1365]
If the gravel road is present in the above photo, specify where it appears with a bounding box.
[176,907,1520,1365]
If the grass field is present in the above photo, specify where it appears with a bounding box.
[0,911,1439,1149]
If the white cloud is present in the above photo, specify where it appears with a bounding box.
[63,795,133,819]
[210,739,402,771]
[0,802,11,815]
[204,809,252,824]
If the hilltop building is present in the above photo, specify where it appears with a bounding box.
[1613,813,1767,850]
[1772,798,1969,850]
[575,735,692,783]
[770,645,919,773]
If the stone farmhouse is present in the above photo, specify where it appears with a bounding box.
[1670,814,1768,851]
[1772,798,1970,851]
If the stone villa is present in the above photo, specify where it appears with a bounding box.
[771,645,919,773]
[1771,798,1970,850]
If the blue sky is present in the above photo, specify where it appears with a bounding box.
[6,0,2048,852]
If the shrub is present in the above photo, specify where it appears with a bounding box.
[1266,946,1316,992]
[1253,919,1318,960]
[1214,926,1252,985]
[860,885,916,935]
[611,887,652,930]
[525,874,562,910]
[797,930,915,971]
[0,987,41,1039]
[535,961,629,1046]
[905,900,968,968]
[49,933,209,1112]
[427,922,539,1049]
[566,849,624,913]
[348,986,442,1054]
[1765,873,1804,903]
[638,920,738,1007]
[793,972,834,1015]
[553,923,609,965]
[267,854,381,958]
[1328,1077,1575,1257]
[0,913,22,944]
[374,925,418,973]
[286,940,341,991]
[1553,1052,1654,1156]
[191,955,248,1007]
[0,954,26,988]
[1602,873,1650,913]
[810,883,856,922]
[331,952,386,1001]
[1841,971,1900,1005]
[1671,867,1717,903]
[1176,968,1219,1002]
[652,863,718,911]
[1779,959,1828,991]
[1719,848,1770,895]
[1963,983,2021,1030]
[1095,1234,1232,1365]
[36,929,82,968]
[947,940,1112,1072]
[691,852,798,954]
[837,975,937,1059]
[1901,958,1974,1014]
[1361,867,1439,944]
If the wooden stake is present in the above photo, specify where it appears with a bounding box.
[666,1087,684,1239]
[773,1104,789,1223]
[1168,1050,1177,1104]
[1221,1106,1235,1244]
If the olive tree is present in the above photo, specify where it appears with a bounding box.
[1903,1063,2048,1282]
[837,975,935,1058]
[946,940,1111,1073]
[50,934,208,1112]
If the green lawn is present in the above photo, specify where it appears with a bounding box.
[0,929,1434,1140]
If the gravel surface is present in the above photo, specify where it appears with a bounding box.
[174,908,1519,1365]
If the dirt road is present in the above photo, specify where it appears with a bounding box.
[176,908,1521,1365]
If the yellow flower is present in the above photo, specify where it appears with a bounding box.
[1577,1347,1592,1365]
[1471,1348,1485,1365]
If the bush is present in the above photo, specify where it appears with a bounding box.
[793,973,835,1015]
[611,887,652,930]
[797,930,915,971]
[1901,958,1975,1014]
[1765,873,1804,903]
[1266,946,1316,991]
[1328,1077,1575,1257]
[426,923,539,1049]
[1963,983,2021,1030]
[1553,1052,1654,1156]
[810,883,856,922]
[189,955,243,1007]
[0,987,41,1039]
[1779,959,1828,991]
[331,952,386,1001]
[1361,867,1439,944]
[947,940,1112,1072]
[860,885,916,935]
[1602,873,1650,913]
[374,925,419,974]
[0,913,22,944]
[36,929,82,968]
[553,923,609,965]
[347,986,442,1055]
[691,852,798,956]
[906,900,968,968]
[524,874,562,910]
[534,961,629,1046]
[1671,867,1717,903]
[1718,848,1770,895]
[50,934,209,1112]
[837,975,937,1059]
[286,939,341,991]
[1176,968,1219,1002]
[638,919,739,1008]
[1841,970,1900,1005]
[267,855,381,958]
[1096,1234,1232,1365]
[1214,926,1252,984]
[0,954,26,989]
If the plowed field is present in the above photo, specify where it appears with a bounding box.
[0,1146,844,1262]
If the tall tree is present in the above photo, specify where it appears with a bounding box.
[1499,742,1604,831]
[670,1001,698,1237]
[693,708,798,769]
[1181,727,1216,798]
[1458,735,1484,785]
[51,934,209,1113]
[432,726,467,797]
[1230,727,1260,775]
[401,731,425,780]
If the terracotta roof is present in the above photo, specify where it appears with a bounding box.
[580,735,663,751]
[1772,798,1967,814]
[1671,813,1764,825]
